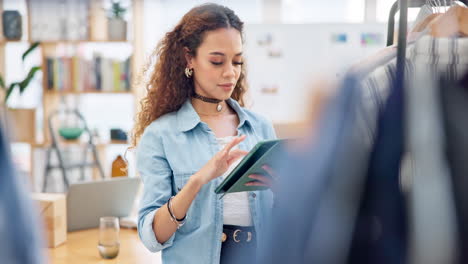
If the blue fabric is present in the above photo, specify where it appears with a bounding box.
[137,98,276,264]
[259,75,368,263]
[348,64,407,263]
[440,73,468,263]
[0,127,45,264]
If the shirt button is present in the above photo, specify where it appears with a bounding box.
[251,193,257,198]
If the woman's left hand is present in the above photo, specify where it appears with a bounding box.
[244,165,277,193]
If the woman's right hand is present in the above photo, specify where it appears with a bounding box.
[195,135,248,185]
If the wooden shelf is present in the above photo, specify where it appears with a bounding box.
[32,139,129,148]
[109,140,130,145]
[40,40,131,45]
[0,40,131,45]
[44,91,132,95]
[0,40,29,44]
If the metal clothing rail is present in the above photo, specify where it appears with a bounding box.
[396,0,408,89]
[387,0,425,47]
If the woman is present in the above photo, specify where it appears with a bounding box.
[133,3,276,263]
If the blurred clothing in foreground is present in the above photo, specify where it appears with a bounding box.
[0,126,45,264]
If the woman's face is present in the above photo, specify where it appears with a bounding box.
[187,27,243,100]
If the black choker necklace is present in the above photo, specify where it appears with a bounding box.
[193,93,224,112]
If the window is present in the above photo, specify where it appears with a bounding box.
[281,0,365,23]
[376,0,425,23]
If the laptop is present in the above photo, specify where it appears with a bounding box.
[66,177,141,231]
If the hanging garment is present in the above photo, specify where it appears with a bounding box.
[440,71,468,264]
[348,57,407,264]
[258,74,370,264]
[357,36,468,144]
[349,36,467,264]
[405,54,458,264]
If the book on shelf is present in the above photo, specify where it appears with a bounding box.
[45,55,131,93]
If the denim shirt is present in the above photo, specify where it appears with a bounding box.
[137,98,276,264]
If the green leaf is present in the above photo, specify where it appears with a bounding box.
[111,1,126,18]
[22,42,40,62]
[3,45,42,103]
[0,75,5,90]
[5,82,19,103]
[18,66,41,93]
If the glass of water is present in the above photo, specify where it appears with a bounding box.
[98,216,120,259]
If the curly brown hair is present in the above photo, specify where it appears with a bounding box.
[131,3,247,147]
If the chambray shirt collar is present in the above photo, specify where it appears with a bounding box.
[177,98,251,132]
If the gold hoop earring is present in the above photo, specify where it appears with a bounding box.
[185,68,193,78]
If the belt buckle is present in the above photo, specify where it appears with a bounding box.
[246,231,252,242]
[233,229,241,243]
[232,229,253,243]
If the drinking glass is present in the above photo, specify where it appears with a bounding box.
[98,216,120,259]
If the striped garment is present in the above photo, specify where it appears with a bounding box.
[357,35,468,144]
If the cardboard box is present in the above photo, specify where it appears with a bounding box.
[31,193,67,248]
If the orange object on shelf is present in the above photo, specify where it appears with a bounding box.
[111,155,127,177]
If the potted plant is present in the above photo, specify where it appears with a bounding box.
[107,0,127,41]
[0,42,41,143]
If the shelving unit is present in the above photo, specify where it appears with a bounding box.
[0,0,144,189]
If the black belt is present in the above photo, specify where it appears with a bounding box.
[222,225,255,244]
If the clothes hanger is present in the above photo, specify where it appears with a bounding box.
[412,13,441,32]
[413,0,468,33]
[429,0,468,37]
[411,0,442,33]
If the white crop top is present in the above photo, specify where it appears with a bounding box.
[216,136,253,227]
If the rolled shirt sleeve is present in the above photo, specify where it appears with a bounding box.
[137,126,176,252]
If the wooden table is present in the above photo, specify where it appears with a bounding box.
[46,228,161,264]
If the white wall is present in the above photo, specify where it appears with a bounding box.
[281,0,365,23]
[143,0,263,58]
[244,23,387,123]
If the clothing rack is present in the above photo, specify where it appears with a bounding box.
[386,0,468,47]
[391,0,468,87]
[390,2,464,262]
